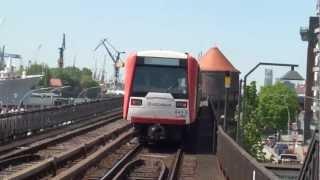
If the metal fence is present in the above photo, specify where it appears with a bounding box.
[0,97,123,143]
[217,126,279,180]
[298,132,319,180]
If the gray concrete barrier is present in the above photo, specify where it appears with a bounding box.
[217,126,279,180]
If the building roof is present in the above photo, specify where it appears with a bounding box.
[200,47,240,72]
[49,78,63,87]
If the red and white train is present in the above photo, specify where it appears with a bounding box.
[123,50,200,142]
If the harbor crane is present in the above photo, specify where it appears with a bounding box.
[94,38,125,88]
[58,33,66,68]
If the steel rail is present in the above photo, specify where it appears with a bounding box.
[100,143,142,180]
[112,159,144,180]
[0,154,40,170]
[53,130,136,180]
[168,148,183,180]
[6,123,131,180]
[0,109,122,157]
[0,110,122,161]
[158,159,169,180]
[1,113,127,179]
[112,158,168,180]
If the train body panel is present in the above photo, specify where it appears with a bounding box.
[128,93,189,124]
[187,56,199,123]
[123,54,137,120]
[123,50,199,141]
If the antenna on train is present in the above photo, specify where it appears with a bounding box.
[94,38,125,88]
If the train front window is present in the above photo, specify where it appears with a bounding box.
[132,65,188,98]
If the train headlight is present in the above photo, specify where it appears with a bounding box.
[131,99,142,106]
[176,101,187,108]
[175,109,187,117]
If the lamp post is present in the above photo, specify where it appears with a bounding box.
[277,94,291,137]
[285,98,291,135]
[224,72,231,131]
[240,62,302,144]
[236,79,243,143]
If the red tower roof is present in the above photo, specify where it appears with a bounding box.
[200,47,239,72]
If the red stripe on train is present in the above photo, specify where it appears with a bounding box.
[131,116,185,125]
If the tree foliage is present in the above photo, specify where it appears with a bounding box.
[257,82,299,131]
[242,81,265,160]
[26,63,51,87]
[242,81,299,161]
[26,63,99,97]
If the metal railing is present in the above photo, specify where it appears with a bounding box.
[0,97,123,143]
[298,132,319,180]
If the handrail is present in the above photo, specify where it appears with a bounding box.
[298,132,319,180]
[217,126,279,180]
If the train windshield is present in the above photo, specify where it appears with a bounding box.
[132,58,188,98]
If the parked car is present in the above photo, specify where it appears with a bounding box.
[274,143,289,155]
[277,154,300,164]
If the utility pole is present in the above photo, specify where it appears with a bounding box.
[33,44,42,63]
[100,54,106,83]
[0,46,5,70]
[73,54,77,68]
[93,58,97,80]
[58,33,66,68]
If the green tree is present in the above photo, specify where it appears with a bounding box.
[26,63,51,87]
[80,68,98,88]
[81,67,93,77]
[80,74,99,88]
[242,81,265,160]
[241,81,299,161]
[50,66,99,97]
[24,64,100,97]
[257,82,299,132]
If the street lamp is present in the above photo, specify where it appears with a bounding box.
[239,62,303,144]
[280,66,304,81]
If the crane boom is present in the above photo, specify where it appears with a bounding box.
[94,38,125,88]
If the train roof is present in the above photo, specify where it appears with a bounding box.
[137,50,188,59]
[200,47,239,73]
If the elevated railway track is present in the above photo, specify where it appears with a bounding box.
[0,96,317,180]
[0,108,121,157]
[0,112,129,179]
[56,141,191,180]
[0,97,122,145]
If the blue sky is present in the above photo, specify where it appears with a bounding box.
[0,0,315,86]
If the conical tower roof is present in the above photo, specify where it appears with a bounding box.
[200,47,239,72]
